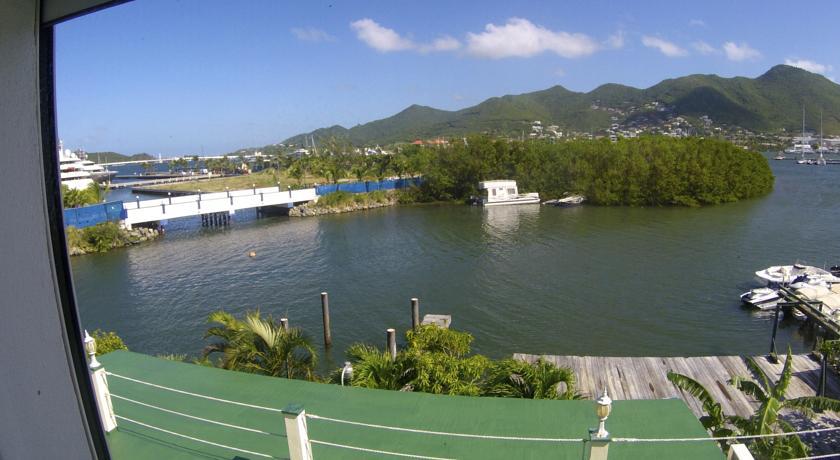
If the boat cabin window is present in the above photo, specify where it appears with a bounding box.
[507,188,515,195]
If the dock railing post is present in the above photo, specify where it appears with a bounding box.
[411,298,420,330]
[819,353,827,397]
[386,328,397,361]
[321,292,332,348]
[167,192,172,204]
[282,404,313,460]
[769,302,781,363]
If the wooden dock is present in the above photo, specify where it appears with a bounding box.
[514,353,840,421]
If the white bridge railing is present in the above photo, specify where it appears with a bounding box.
[122,186,317,227]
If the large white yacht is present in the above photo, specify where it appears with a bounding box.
[59,145,94,190]
[478,180,540,206]
[58,141,114,189]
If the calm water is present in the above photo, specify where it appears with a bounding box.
[72,158,840,365]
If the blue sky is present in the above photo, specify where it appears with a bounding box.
[56,0,840,156]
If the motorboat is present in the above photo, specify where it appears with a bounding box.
[478,180,540,206]
[755,264,840,286]
[773,153,785,160]
[740,287,780,310]
[544,195,586,207]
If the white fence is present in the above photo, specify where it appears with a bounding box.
[122,186,317,227]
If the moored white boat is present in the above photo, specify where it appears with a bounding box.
[754,264,840,286]
[544,195,586,207]
[740,287,781,310]
[478,180,540,206]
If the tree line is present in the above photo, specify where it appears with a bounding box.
[276,136,774,206]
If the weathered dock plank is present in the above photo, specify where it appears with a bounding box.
[514,353,840,422]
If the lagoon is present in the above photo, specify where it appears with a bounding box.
[71,158,840,366]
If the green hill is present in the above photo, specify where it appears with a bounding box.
[284,65,840,145]
[87,152,155,163]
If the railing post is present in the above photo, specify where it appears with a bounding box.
[253,183,256,194]
[321,292,332,348]
[83,331,117,432]
[161,203,166,214]
[386,328,397,361]
[135,195,140,208]
[727,444,755,460]
[280,318,289,331]
[411,298,420,330]
[282,404,313,460]
[167,192,172,204]
[288,185,292,198]
[260,192,264,202]
[586,433,610,460]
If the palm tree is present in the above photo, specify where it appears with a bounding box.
[203,310,317,381]
[485,358,579,400]
[669,348,840,458]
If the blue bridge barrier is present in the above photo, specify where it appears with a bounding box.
[63,201,126,228]
[315,177,422,196]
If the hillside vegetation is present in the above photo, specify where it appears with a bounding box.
[285,65,840,145]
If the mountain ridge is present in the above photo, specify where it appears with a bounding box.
[284,65,840,146]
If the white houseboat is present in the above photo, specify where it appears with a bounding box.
[478,180,540,206]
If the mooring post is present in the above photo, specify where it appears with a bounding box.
[321,292,332,348]
[411,298,420,330]
[280,318,289,331]
[282,404,313,460]
[386,328,397,361]
[769,302,781,362]
[819,352,827,397]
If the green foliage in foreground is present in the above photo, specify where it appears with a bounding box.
[91,330,128,355]
[338,325,579,399]
[66,222,129,253]
[204,310,317,380]
[405,136,774,206]
[668,348,840,458]
[62,183,102,208]
[313,190,391,208]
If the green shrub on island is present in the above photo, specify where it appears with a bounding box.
[404,136,774,206]
[66,222,129,253]
[314,190,391,209]
[91,330,128,355]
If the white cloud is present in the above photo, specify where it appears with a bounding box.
[291,27,335,43]
[689,19,706,27]
[605,30,625,49]
[418,35,461,53]
[692,41,717,55]
[723,41,761,61]
[784,58,833,75]
[466,18,599,59]
[641,36,688,57]
[350,18,414,52]
[554,68,566,77]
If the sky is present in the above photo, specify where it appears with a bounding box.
[56,0,840,156]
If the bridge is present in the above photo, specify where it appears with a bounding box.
[122,186,317,228]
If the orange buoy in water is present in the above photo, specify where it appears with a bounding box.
[248,251,256,258]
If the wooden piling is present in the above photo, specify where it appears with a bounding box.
[386,328,397,361]
[769,302,781,362]
[411,298,420,330]
[280,318,289,331]
[321,292,332,348]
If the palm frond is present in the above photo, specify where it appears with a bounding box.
[784,396,840,414]
[744,357,771,393]
[730,376,768,402]
[667,371,724,415]
[774,348,794,399]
